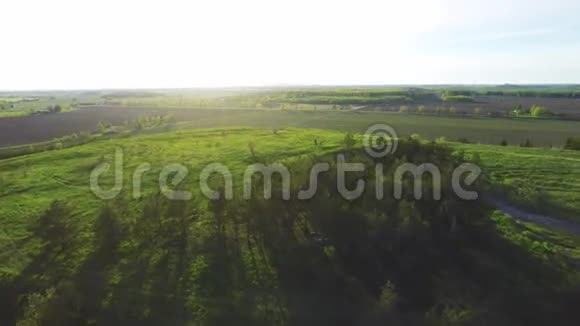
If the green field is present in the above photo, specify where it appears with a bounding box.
[151,109,580,147]
[456,143,580,220]
[2,126,580,325]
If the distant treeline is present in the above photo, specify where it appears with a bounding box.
[443,87,580,98]
[227,86,580,108]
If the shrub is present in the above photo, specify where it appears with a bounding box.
[530,105,550,118]
[564,137,580,150]
[53,141,63,150]
[520,139,533,147]
[441,95,474,102]
[343,132,356,149]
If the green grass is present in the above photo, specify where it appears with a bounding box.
[3,125,580,243]
[0,111,28,118]
[0,127,345,231]
[164,109,580,147]
[0,96,91,118]
[456,143,580,220]
[2,126,579,325]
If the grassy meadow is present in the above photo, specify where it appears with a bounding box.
[457,143,580,220]
[2,126,580,325]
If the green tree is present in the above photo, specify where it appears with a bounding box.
[513,103,523,116]
[343,132,356,149]
[530,105,550,118]
[520,138,533,147]
[31,200,77,252]
[564,137,580,150]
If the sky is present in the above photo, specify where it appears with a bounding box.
[1,0,580,90]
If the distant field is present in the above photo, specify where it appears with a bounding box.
[2,106,580,148]
[366,95,580,118]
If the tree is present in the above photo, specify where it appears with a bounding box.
[520,139,533,147]
[530,105,550,118]
[97,122,107,133]
[16,288,56,326]
[343,132,356,149]
[31,200,77,251]
[94,205,124,253]
[564,137,580,150]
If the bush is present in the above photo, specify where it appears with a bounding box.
[564,137,580,150]
[442,95,474,102]
[520,139,533,147]
[343,132,356,149]
[530,105,550,118]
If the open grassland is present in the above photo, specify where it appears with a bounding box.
[0,128,346,235]
[2,107,580,148]
[3,125,580,226]
[456,143,580,221]
[2,127,580,252]
[2,127,580,325]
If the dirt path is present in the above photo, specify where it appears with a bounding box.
[485,196,580,234]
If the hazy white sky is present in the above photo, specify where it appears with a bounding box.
[1,0,580,90]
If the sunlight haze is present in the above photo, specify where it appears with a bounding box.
[1,0,580,89]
